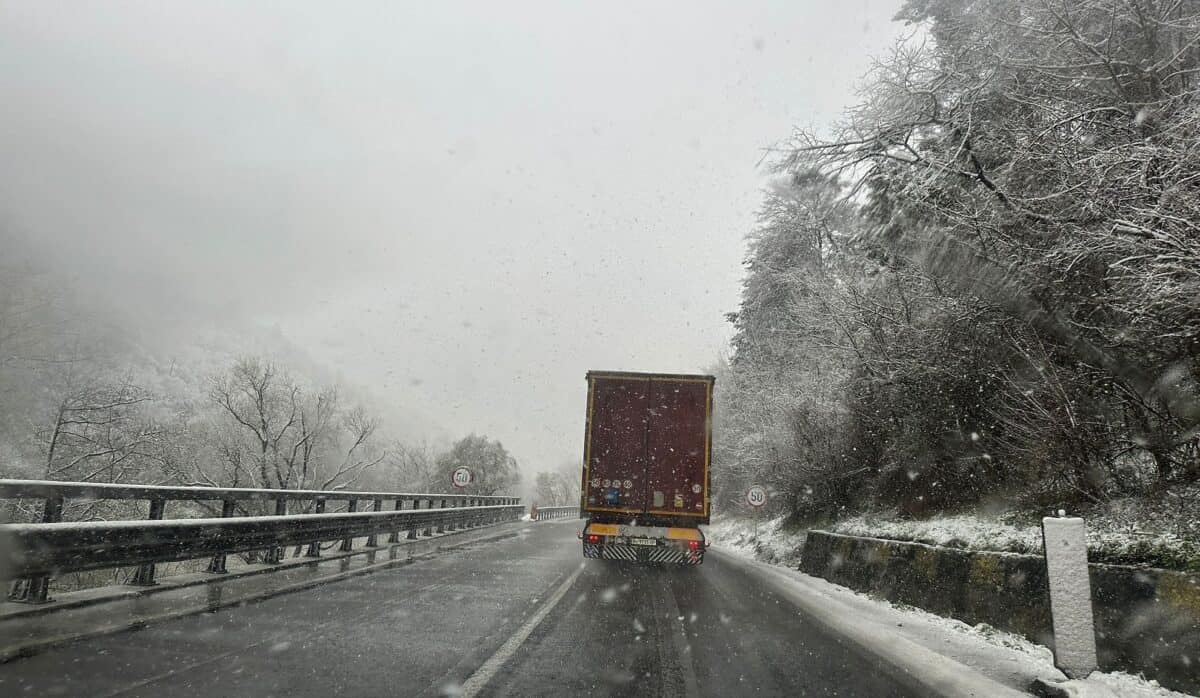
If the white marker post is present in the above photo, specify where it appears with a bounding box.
[1041,517,1098,678]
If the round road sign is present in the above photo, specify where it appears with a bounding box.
[451,467,473,489]
[746,485,768,508]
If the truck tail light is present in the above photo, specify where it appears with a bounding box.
[586,534,601,544]
[688,540,701,551]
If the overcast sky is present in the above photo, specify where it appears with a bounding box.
[1,1,906,474]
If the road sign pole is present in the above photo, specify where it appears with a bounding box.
[746,485,767,547]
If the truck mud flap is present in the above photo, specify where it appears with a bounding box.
[583,543,703,565]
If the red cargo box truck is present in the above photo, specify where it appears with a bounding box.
[578,370,713,564]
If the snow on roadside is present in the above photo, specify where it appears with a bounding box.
[831,512,1043,553]
[1056,671,1196,698]
[829,509,1198,570]
[704,515,805,567]
[708,516,1196,698]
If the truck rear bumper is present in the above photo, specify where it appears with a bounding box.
[581,522,705,565]
[583,542,703,564]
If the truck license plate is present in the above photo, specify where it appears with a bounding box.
[630,538,657,547]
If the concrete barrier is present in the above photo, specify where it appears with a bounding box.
[799,530,1200,694]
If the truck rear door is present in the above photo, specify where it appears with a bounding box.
[644,378,710,517]
[585,375,650,512]
[582,372,712,522]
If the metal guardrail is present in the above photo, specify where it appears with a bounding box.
[0,479,513,504]
[532,505,578,521]
[0,479,521,603]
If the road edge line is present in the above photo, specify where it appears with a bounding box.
[710,548,1028,698]
[458,564,584,697]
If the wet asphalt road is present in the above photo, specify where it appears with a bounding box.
[0,522,916,697]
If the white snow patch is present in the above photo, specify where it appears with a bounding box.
[704,515,804,566]
[1075,671,1194,698]
[828,505,1197,567]
[831,512,1043,553]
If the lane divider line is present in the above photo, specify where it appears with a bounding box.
[458,565,584,697]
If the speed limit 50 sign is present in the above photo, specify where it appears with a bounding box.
[451,467,473,489]
[746,485,768,508]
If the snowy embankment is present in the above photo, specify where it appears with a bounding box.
[705,513,801,568]
[704,515,1195,698]
[829,503,1198,572]
[705,514,803,566]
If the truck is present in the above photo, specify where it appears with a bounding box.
[578,370,713,564]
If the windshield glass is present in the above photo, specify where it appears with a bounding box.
[1,2,1197,697]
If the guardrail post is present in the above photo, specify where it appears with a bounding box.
[446,499,457,532]
[306,497,326,557]
[406,499,420,539]
[264,498,287,563]
[424,499,435,536]
[340,499,358,552]
[128,498,166,586]
[366,499,383,547]
[8,495,64,604]
[389,499,402,543]
[206,499,237,573]
[436,498,447,533]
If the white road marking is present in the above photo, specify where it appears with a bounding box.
[458,565,584,697]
